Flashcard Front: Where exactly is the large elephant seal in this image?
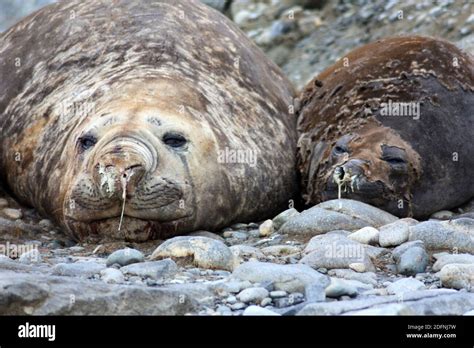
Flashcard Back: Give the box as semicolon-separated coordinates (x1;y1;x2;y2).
297;36;473;218
0;0;297;241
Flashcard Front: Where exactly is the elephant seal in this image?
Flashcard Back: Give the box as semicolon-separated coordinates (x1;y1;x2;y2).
0;0;297;241
297;36;473;218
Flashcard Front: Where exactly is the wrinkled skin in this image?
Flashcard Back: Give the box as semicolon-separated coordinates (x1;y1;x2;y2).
0;0;297;241
297;36;474;218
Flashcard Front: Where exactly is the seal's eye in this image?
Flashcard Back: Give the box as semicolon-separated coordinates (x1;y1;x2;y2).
78;135;97;151
163;133;187;148
333;145;347;155
385;157;406;165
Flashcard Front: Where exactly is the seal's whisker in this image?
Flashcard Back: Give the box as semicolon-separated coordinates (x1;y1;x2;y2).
118;174;128;231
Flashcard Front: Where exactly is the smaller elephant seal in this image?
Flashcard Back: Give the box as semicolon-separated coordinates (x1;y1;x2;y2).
297;36;474;218
0;0;297;241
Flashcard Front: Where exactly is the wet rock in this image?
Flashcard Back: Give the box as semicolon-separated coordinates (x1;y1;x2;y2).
379;218;418;247
100;268;125;284
432;253;474;272
151;236;235;271
18;248;42;264
272;208;300;230
386;278;425;295
408;219;474;253
259;219;274;237
243;305;280;316
348;226;379;245
237;287;269;304
232;261;329;293
299;234;375;271
316;199;398;227
52;261;106;278
121;259;178;280
106;248;144;267
438;263;474;290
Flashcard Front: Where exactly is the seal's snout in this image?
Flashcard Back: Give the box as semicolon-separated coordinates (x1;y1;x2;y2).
93;138;153;197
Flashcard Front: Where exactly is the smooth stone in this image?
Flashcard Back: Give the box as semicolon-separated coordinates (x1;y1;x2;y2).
0;198;8;208
2;208;22;220
0;270;203;315
304;283;326;302
260;245;300;256
121;259;178;280
315;199;398;227
232;261;329;293
259;219;274;237
18;249;42;264
279;206;370;237
300;234;375;272
392;240;425;262
52;261;106;278
433;253;474;272
327;269;378;286
230;245;265;263
237;287;269;304
274;293;305;308
188;231;225;243
230;302;247;310
349;263;366;273
224;295;237;304
272;208;300;230
243;305;280;316
397;247;429;276
269;290;287;298
439;263;474;290
100;268;124;284
379;218;417;247
386;278;425;295
151;236;235;271
325;278;359;298
298;290;474;315
431;210;454;220
106;248;145;267
260;297;272;307
348;227;379;245
223;231;248;240
409;219;474;253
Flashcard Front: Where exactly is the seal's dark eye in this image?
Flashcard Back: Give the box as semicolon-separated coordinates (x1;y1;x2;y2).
78;135;97;151
385;157;406;165
163;133;187;148
333;145;347;154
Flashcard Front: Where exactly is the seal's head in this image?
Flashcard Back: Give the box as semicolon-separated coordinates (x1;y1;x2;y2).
298;36;474;218
61;81;224;241
318;121;421;215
